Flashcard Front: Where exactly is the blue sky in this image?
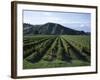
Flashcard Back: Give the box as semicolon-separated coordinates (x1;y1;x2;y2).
23;10;91;32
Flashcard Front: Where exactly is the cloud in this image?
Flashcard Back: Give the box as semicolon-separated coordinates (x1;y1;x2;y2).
43;12;53;16
80;24;86;27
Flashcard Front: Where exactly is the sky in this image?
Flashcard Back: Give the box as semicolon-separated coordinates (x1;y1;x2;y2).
23;10;91;32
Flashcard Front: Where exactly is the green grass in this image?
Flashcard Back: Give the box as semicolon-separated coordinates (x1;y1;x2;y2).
23;35;91;69
23;59;90;69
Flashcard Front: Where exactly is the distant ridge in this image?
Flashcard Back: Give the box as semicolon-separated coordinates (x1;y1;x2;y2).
23;22;89;35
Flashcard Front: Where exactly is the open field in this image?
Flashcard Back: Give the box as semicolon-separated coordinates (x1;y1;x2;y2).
23;35;91;69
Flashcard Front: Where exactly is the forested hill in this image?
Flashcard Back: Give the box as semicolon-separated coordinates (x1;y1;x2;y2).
23;22;89;35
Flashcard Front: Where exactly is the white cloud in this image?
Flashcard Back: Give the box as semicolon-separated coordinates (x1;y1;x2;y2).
43;12;53;16
80;24;85;27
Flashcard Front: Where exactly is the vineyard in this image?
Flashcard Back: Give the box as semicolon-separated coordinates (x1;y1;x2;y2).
23;35;91;69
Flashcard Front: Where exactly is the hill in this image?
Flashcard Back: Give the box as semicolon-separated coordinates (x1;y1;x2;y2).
23;22;88;35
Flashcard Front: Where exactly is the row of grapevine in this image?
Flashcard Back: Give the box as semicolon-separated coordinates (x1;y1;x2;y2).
62;35;90;56
42;37;59;61
24;37;52;50
23;35;90;67
23;38;50;58
62;37;89;62
25;37;56;63
23;36;55;43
